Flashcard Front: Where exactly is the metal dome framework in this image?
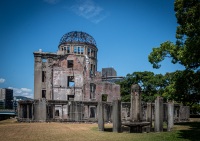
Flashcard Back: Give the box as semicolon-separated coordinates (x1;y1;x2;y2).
59;31;97;47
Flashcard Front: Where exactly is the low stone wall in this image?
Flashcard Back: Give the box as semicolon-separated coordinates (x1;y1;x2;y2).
17;99;190;123
121;102;190;122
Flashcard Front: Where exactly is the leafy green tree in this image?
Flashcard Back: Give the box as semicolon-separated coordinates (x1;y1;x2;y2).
116;73;137;102
148;0;200;70
148;0;200;107
117;71;169;102
133;71;160;102
171;70;200;106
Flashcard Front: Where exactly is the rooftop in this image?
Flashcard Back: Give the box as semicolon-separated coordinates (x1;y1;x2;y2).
59;31;97;47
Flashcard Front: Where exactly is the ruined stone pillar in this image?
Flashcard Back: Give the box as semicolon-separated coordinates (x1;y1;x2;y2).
104;105;108;122
52;104;55;120
32;103;34;120
185;106;190;121
146;103;152;128
167;102;174;131
61;105;63;120
97;102;104;131
34;56;42;99
46;57;53;100
34;99;47;121
69;101;75;121
17;104;21;119
112;100;121;133
75;102;81;122
84;105;89;119
130;84;142;122
20;105;23;118
154;96;163;132
27;105;29;119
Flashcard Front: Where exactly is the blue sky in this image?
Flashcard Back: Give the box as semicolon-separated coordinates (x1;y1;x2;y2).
0;0;184;98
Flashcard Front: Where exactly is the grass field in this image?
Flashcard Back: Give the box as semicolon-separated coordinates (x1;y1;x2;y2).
0;119;200;141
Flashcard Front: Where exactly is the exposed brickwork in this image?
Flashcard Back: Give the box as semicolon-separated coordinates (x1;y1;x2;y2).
18;31;121;122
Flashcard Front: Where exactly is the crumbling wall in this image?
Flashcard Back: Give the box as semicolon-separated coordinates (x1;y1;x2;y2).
52;55;85;101
32;51;121;122
95;82;120;102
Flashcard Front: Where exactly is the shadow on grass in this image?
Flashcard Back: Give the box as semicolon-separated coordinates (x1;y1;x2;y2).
104;127;113;132
176;122;200;141
104;126;153;133
103;126;130;132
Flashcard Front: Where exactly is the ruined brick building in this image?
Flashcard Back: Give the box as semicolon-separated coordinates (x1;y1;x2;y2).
17;31;190;124
18;31;120;121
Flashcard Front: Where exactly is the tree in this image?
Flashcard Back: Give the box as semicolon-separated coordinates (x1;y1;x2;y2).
148;0;200;107
117;71;168;102
116;73;137;102
148;0;200;70
171;70;200;106
133;71;165;102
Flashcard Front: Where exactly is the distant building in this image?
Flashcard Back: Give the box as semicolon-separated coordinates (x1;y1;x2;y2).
102;68;124;83
102;67;117;77
0;88;13;109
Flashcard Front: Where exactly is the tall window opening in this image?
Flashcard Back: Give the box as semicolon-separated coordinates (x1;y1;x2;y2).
91;49;94;57
42;71;46;82
87;48;91;56
78;46;80;54
42;90;46;98
90;107;96;118
55;110;59;116
81;47;84;54
67;46;70;53
74;46;77;53
68;60;73;68
90;64;94;77
90;83;96;99
68;76;74;87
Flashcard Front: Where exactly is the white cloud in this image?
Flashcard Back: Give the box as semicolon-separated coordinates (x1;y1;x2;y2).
8;87;33;98
44;0;60;4
71;0;109;24
0;78;5;83
21;88;32;93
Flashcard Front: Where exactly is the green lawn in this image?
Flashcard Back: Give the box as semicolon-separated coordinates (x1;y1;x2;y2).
0;118;200;141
